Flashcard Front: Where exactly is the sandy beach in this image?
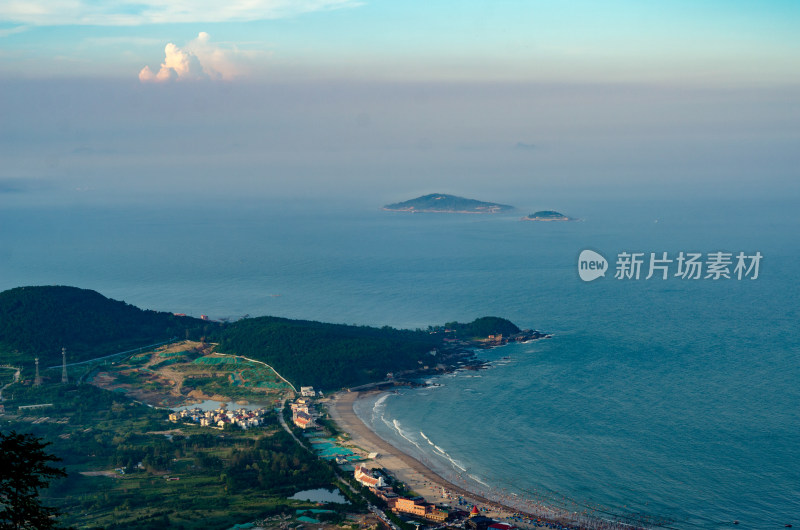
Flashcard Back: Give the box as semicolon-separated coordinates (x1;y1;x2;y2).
327;390;522;520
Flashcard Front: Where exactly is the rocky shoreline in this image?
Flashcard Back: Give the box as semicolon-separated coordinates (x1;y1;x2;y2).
346;329;551;392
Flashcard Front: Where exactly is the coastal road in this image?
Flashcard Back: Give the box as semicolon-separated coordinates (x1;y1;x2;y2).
277;398;309;451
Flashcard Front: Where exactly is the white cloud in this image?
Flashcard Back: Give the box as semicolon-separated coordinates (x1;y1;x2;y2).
0;0;362;26
139;32;252;83
0;25;29;37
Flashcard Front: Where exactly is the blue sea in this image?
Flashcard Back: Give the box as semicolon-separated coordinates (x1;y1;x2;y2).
1;196;798;528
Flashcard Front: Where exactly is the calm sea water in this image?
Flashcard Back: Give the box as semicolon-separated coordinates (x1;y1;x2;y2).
1;196;798;528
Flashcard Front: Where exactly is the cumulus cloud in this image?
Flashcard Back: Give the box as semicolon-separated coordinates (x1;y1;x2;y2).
0;0;362;26
139;32;246;83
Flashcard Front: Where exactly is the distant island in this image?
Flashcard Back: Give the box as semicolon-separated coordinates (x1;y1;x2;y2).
522;210;576;221
383;193;514;214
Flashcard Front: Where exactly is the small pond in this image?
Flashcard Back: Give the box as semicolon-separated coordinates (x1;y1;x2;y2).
289;488;348;504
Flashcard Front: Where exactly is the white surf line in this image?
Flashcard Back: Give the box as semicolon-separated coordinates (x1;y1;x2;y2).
211;352;298;393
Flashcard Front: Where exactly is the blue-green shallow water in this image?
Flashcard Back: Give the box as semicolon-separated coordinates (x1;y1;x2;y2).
1;197;798;528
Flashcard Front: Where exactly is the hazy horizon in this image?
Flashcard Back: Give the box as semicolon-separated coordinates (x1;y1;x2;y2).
2;1;799;209
2;78;798;209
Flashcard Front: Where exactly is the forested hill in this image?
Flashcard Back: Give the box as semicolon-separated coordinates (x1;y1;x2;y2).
215;317;441;390
0;286;527;391
437;316;521;338
0;286;211;366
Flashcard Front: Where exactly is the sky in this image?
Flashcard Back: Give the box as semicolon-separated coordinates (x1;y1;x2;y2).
1;1;799;206
2;1;800;84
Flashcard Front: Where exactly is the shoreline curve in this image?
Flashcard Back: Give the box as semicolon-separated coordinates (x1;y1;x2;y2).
327;390;570;524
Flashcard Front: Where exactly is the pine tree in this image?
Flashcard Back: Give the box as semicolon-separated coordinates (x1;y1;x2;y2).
0;431;67;530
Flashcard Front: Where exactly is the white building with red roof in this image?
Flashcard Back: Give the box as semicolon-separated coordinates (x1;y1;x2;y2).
354;466;386;489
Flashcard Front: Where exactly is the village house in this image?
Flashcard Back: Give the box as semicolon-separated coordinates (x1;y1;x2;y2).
291;397;311;413
291;396;319;429
293;411;313;429
169;406;268;430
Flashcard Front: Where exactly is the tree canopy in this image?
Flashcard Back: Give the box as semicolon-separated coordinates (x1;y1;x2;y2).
0;286;526;391
0;286;211;366
215;317;441;390
440;316;521;338
0;431;67;530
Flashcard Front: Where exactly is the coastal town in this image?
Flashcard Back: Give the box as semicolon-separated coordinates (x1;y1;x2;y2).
168;404;270;430
162;341;592;529
284;385;598;530
353;464;499;528
289;391;505;528
0;288;623;530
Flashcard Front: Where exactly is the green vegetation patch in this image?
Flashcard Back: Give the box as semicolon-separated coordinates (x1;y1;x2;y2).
158;350;188;358
0;285;524;398
127;355;151;364
0;286;213;368
149;357;184;371
1;381;347;529
193;356;241;367
435;316;521;338
216;317;442;390
0;366;19;386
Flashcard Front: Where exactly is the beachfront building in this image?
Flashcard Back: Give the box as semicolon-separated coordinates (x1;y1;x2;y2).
393;496;449;523
375;490;399;508
426;507;449;523
300;386;316;397
395;497;428;517
354;466;387;489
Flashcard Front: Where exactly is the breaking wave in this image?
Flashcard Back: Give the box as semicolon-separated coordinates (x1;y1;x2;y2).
419;431;467;473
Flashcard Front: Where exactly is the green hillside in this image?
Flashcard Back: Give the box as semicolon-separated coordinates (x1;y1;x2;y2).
0;286;526;391
215;316;441;390
0;286;210;366
437;316;521;338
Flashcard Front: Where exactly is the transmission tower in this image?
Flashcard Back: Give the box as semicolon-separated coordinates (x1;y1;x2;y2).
34;357;42;386
61;347;68;384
